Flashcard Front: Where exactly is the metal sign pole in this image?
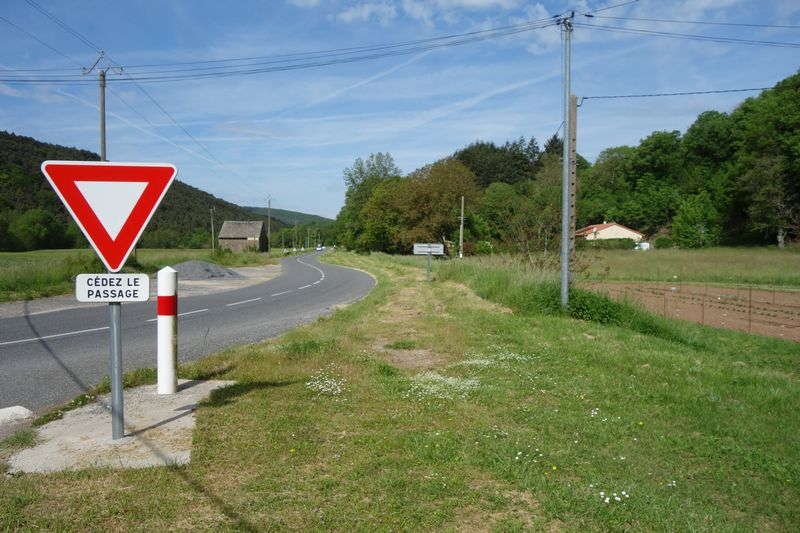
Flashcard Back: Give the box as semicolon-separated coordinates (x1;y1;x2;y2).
99;67;125;440
427;250;432;281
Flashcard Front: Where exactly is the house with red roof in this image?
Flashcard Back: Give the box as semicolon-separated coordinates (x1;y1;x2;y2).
575;221;644;243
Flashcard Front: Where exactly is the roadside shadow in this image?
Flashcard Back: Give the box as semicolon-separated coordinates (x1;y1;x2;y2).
126;404;196;437
22;300;94;401
203;379;302;408
17;303;264;531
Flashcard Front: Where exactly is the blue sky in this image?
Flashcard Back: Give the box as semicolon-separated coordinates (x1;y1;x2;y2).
1;0;798;218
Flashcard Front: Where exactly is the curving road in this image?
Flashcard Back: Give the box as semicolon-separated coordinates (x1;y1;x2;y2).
0;253;374;411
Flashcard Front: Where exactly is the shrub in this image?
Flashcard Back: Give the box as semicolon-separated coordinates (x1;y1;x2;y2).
577;238;636;250
654;236;674;249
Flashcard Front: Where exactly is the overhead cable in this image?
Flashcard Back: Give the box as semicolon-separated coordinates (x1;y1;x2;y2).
582;87;771;101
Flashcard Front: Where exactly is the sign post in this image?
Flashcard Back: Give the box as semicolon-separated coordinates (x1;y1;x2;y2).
413;243;445;281
41;161;176;439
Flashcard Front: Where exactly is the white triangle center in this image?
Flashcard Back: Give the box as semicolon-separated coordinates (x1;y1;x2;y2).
75;181;148;240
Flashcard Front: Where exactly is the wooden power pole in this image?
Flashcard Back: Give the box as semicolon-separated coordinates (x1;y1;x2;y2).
568;94;578;265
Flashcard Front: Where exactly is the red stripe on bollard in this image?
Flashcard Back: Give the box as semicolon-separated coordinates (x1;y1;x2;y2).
157;295;177;316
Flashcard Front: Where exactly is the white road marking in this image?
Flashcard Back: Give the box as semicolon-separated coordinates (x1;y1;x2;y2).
0;326;109;347
298;284;312;290
226;297;262;307
179;308;209;317
296;256;326;283
271;290;292;297
146;308;209;322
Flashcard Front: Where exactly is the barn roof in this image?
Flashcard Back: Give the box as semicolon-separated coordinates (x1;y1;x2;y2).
218;220;264;239
575;222;643;237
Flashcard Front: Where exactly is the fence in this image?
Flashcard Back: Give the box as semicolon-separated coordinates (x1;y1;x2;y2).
580;281;800;342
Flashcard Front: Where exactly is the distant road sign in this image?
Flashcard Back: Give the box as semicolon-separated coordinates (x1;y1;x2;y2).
413;243;444;255
41;161;177;272
76;273;150;302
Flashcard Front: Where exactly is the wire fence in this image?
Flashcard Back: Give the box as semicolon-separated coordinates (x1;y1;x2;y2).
580;281;800;342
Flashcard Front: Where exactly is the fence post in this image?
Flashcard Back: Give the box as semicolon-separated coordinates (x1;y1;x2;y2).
701;284;706;326
748;286;752;334
157;267;178;394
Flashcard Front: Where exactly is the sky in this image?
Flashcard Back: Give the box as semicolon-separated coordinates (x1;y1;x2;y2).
1;0;798;219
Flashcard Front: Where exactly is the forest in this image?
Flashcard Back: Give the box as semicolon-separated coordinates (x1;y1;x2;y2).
0;130;283;251
335;71;800;253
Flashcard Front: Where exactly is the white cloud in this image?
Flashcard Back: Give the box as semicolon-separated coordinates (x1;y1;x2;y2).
287;0;321;7
337;2;398;25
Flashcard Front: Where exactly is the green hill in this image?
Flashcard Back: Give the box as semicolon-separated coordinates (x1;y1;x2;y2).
244;206;333;226
0;130;283;251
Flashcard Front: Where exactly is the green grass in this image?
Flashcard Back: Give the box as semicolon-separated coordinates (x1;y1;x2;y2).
580;246;800;288
385;340;417;350
1;252;797;530
0;248;282;302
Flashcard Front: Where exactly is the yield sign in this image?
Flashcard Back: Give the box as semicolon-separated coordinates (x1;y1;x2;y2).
41;161;177;272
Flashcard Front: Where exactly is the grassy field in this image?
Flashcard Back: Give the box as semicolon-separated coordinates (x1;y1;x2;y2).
580;246;800;287
0;248;281;302
2;252;797;531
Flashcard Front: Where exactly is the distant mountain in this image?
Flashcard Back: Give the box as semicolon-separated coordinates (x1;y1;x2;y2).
244;207;333;226
0;130;283;250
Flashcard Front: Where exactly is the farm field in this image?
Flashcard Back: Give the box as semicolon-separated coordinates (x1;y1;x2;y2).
580;246;800;288
0;248;279;302
2;252;798;530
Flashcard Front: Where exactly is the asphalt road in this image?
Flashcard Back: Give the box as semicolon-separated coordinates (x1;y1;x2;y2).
0;253;374;412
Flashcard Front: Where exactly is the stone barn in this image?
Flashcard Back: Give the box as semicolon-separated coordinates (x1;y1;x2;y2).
218;221;267;252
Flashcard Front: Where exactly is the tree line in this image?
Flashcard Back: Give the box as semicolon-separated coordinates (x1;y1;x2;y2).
334;70;800;253
0;130;283;251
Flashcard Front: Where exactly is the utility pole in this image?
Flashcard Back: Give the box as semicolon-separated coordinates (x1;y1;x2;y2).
265;195;272;254
87;53;124;440
559;12;574;310
569;95;578;265
210;206;216;253
458;195;465;259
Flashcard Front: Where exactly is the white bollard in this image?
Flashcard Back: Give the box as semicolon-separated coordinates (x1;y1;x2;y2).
157;266;178;394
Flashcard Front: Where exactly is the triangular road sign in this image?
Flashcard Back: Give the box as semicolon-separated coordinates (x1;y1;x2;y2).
41;161;177;272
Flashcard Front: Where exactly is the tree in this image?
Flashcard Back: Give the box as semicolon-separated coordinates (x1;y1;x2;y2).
672;191;721;248
335;153;401;250
343;152;400;190
543;133;563;157
397;158;480;248
454;140;535;188
8;208;62;250
731;73;800;246
738;156;797;247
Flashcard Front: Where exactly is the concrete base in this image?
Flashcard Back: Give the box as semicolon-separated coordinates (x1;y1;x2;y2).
7;379;233;474
0;405;33;426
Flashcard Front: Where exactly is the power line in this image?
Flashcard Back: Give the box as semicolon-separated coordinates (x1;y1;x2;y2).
592;15;800;29
0;15;558;74
574;22;800;48
582;87;771;101
0;20;559;82
0;15;83;68
23;0;101;52
586;0;640;15
20;0;228;171
0;22;560;84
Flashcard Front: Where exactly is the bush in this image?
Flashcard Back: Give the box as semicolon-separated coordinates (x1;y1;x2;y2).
577;238;636;250
654;236;674;249
473;240;494;255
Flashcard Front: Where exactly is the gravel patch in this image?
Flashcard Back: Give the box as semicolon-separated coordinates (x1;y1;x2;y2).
171;260;243;280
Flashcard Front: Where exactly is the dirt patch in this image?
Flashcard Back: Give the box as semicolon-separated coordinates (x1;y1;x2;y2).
373;342;444;369
379;285;425;324
581;281;800;342
456;477;539;530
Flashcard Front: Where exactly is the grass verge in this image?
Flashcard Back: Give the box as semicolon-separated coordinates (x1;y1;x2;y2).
1;252;797;531
0;248;281;302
